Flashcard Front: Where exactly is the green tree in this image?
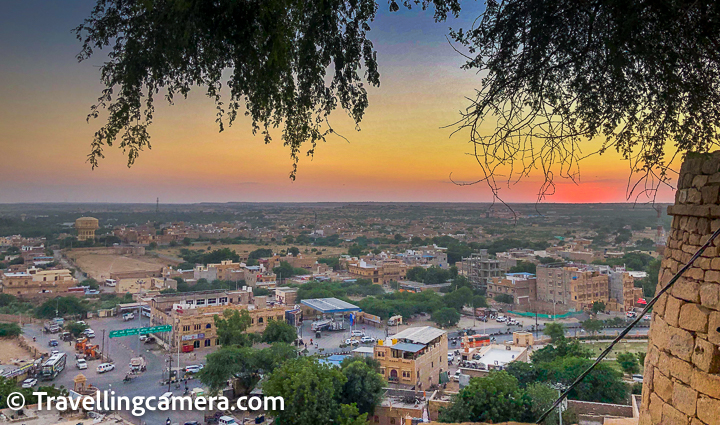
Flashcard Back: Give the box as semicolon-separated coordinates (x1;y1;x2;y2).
214;309;255;347
288;247;300;257
65;321;88;337
0;323;21;337
36;297;88;319
443;287;473;311
493;293;514;304
264;357;347;425
543;323;565;343
591;301;606;315
508;261;536;274
262;320;297;344
527;383;560;425
348;245;364;257
617;352;640;376
432;307;461;328
438;371;532;423
339;357;385;415
581;318;603;337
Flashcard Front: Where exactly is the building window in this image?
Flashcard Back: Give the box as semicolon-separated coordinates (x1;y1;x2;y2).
196;299;205;306
207;298;217;305
216;338;219;345
193;340;200;348
204;339;211;347
219;297;228;304
258;317;264;324
182;325;190;332
206;323;211;329
186;300;194;305
194;324;201;331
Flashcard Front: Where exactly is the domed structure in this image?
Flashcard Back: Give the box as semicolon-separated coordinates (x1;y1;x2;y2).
75;217;99;241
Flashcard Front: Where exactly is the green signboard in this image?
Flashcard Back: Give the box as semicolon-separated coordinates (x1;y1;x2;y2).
109;325;172;338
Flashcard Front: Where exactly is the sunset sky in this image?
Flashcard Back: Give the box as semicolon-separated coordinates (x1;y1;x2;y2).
0;1;677;204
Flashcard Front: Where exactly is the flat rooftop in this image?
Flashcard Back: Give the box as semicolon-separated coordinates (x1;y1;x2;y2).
476;346;524;366
300;297;361;313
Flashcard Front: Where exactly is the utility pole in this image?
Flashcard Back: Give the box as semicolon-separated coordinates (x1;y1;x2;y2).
167;355;172;392
101;329;106;362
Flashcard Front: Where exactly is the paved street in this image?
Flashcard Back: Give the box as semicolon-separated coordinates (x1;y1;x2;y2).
24;315;209;425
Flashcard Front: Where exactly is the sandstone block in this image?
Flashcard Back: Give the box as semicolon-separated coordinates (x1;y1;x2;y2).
679;303;709;332
685;267;705;281
706;270;720;284
687;188;703;204
703;185;720;205
674;278;702;303
653;368;674;402
693;175;710;187
700;283;720;310
697;396;720;425
709;311;720;345
669;326;695;361
702;157;720;174
649;392;664;424
665;295;685;327
655;293;669;316
692;337;720;373
691;367;720;398
673;382;698;416
662;401;690;424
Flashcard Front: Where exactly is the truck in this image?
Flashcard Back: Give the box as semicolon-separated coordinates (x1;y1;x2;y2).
44;322;60;333
130;357;146;372
40;352;67;380
388;315;403;326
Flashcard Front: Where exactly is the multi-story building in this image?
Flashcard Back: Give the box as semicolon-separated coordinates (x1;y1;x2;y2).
148;289;287;351
487;272;537;306
374;326;447;390
608;269;637;312
461;250;504;290
0;268;78;299
536;264;609;311
348;259;407;285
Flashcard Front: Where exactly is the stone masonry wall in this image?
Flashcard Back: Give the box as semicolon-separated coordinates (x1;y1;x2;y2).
639;152;720;425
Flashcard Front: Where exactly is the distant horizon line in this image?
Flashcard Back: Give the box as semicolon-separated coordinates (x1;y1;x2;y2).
0;201;670;206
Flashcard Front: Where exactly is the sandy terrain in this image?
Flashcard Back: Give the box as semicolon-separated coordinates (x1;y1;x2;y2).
69;253;171;281
0;338;36;364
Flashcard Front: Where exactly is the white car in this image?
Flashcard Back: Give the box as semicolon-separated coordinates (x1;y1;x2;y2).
344;339;360;346
496;316;507;322
452;370;461;382
185;364;204;374
84;329;96;338
96;363;115;373
447;353;454;362
51;349;60;356
632;374;644;383
77;358;88;370
21;378;37;388
76;321;87;326
350;330;365;337
360;336;376;343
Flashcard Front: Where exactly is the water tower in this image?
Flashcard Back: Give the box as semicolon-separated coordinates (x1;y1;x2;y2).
75;217;99;241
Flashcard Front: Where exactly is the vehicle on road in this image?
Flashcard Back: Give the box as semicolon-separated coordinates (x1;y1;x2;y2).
76;358;88;370
123;312;135;321
51;349;60;355
41;352;67;381
44;323;60;333
48;339;59;347
130;357;147;372
632;374;644;383
105;279;117;287
60;332;73;341
21;378;37;388
184;422;200;425
344;339;360;346
496;316;507;322
185;364;204;374
160;392;173;400
218;416;237;425
53;317;64;326
387;315;403;326
360;336;376;343
76;321;86;326
83;329;96;338
350;330;365;337
452;370;461;382
447;353;454;362
96;363;115;373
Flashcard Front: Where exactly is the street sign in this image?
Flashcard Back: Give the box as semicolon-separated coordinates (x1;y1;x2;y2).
109;325;172;338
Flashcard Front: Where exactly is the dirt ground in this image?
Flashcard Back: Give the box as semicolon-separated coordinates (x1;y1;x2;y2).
158;243;348;259
0;338;36;364
69;253;171;281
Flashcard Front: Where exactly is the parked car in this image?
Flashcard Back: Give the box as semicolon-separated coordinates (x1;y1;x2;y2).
447;353;454;362
97;363;115;373
496;316;507;322
452;370;461;382
360;336;376;343
350;330;365;337
185;364;204;374
344;339;360;346
76;321;87;326
123;312;135;321
77;358;88;370
51;349;60;355
84;329;96;338
48;339;59;347
21;378;37;388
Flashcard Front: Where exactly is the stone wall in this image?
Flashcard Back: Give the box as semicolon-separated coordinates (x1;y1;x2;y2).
639;152;720;425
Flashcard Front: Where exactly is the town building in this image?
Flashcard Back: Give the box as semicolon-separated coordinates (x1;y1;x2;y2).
348;259;407;285
148;289;287;351
0;268;78;299
608;269;637;312
374;326;447;390
461;250;504;290
487;272;537;306
274;287;298;306
536;264;609;311
75;217;99;241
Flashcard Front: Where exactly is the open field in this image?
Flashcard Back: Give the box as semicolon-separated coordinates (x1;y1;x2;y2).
68;252;171;281
158;243;349;259
581;340;649;357
0;338;36;364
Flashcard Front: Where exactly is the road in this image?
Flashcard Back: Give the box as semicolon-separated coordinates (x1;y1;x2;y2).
24;315;210;425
